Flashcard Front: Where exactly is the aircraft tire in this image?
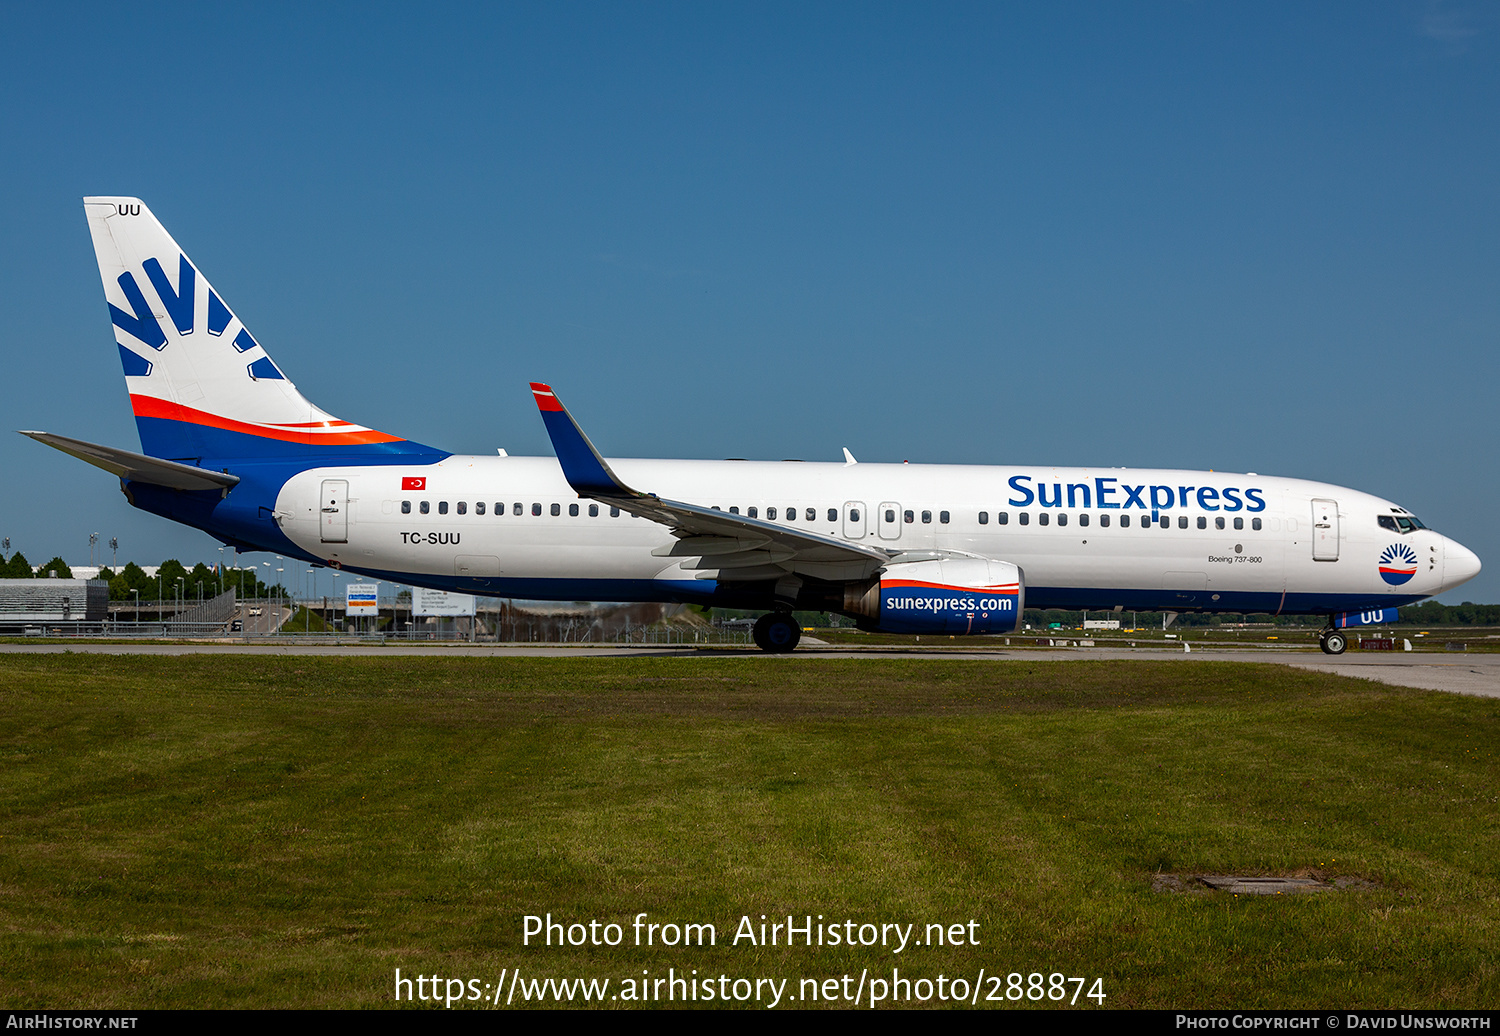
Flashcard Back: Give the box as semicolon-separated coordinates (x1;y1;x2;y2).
1319;630;1348;655
753;612;801;654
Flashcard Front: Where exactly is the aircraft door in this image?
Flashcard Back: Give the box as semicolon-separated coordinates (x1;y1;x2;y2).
843;501;867;539
321;479;349;543
1311;498;1338;561
878;501;902;541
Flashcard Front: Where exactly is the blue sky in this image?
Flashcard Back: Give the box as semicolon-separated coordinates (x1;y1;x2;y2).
1;2;1496;603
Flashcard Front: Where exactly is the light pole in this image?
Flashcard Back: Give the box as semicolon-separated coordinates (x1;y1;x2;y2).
130;588;138;625
110;538;118;572
89;532;98;568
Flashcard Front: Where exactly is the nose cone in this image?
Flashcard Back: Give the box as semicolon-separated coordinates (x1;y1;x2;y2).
1443;538;1482;593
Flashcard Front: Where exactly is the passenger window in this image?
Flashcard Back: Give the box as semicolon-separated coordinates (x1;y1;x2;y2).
849;508;859;522
457;501;467;515
1120;514;1129;527
476;502;485;515
1178;515;1187;529
551;503;561;517
1039;512;1050;526
610;507;620;517
420;501;430;515
979;511;989;525
729;506;739;514
921;510;932;524
748;507;758;518
1233;516;1243;530
1216;517;1225;530
1158;515;1168;529
589;504;599;517
940;511;950;524
1099;514;1109;527
1251;517;1262;531
1079;513;1089;527
786;506;797;521
1057;513;1067;527
1197;516;1206;529
569;503;579;517
438;501;449;515
806;508;816;521
904;510;914;524
532;503;541;516
1019;512;1029;526
768;507;778;520
885;509;895;523
998;512;1009;525
513;502;522;516
402;501;411;514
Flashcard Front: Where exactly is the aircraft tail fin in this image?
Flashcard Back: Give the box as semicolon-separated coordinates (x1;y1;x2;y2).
83;197;443;463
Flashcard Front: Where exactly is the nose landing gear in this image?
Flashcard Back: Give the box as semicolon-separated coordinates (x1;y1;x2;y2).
1318;627;1348;655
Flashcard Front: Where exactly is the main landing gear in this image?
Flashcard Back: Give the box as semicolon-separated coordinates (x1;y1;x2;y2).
1318;627;1348;655
753;611;801;654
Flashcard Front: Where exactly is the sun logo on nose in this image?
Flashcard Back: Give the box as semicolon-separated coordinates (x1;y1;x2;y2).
1378;543;1419;585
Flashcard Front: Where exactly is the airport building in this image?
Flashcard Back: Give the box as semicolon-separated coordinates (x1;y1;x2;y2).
0;579;110;632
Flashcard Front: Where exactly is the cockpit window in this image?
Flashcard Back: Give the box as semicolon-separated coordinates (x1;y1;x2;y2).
1381;514;1427;534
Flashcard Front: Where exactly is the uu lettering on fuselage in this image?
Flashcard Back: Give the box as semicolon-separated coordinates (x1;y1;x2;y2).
21;197;1482;654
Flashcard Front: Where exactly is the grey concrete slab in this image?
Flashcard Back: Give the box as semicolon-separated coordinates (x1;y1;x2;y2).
1;641;1496;697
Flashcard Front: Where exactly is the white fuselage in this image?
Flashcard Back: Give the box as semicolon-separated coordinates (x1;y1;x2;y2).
272;456;1479;614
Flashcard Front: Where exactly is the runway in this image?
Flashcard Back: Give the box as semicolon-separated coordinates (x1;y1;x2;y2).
3;640;1496;698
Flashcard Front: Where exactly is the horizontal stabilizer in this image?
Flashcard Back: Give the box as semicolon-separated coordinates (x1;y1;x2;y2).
20;431;240;491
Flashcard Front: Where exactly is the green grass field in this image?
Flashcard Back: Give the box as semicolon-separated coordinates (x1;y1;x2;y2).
1;655;1495;1009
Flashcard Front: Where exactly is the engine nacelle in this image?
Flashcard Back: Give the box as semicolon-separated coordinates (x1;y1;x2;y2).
843;557;1025;635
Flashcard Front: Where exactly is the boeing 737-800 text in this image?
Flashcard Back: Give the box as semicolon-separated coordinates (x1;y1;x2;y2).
24;198;1482;653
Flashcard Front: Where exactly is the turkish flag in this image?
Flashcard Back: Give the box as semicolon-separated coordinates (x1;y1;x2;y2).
402;477;426;491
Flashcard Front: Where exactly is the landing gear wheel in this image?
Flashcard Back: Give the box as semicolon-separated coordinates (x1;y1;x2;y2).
753;612;801;654
1319;630;1348;655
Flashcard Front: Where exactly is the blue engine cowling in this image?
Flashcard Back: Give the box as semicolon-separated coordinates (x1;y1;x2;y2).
843;557;1025;635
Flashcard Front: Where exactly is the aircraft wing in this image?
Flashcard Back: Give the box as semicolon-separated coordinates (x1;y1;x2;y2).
20;431;241;492
529;383;889;582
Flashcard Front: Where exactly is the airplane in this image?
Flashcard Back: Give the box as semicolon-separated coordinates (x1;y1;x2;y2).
23;197;1482;654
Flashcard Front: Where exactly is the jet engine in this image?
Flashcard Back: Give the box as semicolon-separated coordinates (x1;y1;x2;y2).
842;557;1024;635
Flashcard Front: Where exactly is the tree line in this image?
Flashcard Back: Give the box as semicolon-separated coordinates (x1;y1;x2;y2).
0;552;287;601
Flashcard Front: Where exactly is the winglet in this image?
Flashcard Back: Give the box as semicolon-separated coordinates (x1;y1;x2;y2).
529;383;638;498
